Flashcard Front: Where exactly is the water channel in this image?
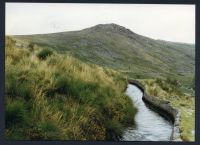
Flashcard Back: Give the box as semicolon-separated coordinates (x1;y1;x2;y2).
122;84;173;141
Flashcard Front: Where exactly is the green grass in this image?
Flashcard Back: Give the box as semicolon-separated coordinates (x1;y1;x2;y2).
6;23;195;141
139;78;195;141
6;98;28;128
5;36;137;140
12;23;195;90
37;48;53;60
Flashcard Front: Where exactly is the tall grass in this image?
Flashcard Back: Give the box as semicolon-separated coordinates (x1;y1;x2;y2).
5;36;137;140
6;98;28;127
140;78;195;141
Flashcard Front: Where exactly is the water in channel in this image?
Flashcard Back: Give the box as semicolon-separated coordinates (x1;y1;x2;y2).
122;84;173;141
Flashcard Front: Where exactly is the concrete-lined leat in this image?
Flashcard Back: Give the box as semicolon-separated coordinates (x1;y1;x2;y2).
127;79;182;141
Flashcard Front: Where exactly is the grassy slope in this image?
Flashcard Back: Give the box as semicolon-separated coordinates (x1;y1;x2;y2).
5;36;137;140
9;24;195;141
12;23;195;94
139;78;195;141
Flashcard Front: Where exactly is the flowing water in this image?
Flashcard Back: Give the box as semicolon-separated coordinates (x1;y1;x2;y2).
122;84;173;141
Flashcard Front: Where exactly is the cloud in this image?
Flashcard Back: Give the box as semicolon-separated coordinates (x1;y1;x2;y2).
6;3;195;43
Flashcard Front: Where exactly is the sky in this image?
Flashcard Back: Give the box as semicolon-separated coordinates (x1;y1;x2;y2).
6;3;195;44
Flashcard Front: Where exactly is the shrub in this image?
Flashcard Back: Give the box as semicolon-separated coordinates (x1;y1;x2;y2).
37;49;53;60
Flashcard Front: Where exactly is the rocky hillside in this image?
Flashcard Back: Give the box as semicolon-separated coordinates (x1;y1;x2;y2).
12;23;195;93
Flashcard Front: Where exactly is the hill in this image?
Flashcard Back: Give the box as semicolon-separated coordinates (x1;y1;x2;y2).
6;23;195;141
12;23;195;94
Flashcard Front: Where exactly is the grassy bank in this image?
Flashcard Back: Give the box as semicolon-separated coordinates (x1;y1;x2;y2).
139;78;195;141
5;36;137;140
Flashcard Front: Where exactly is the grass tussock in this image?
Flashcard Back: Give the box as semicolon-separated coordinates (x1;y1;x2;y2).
139;78;195;141
6;98;28;128
37;48;53;60
5;36;137;140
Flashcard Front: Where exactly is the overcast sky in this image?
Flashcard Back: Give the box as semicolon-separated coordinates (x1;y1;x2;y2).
6;3;195;44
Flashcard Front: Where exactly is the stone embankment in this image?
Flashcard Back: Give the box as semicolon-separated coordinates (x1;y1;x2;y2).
128;79;182;141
